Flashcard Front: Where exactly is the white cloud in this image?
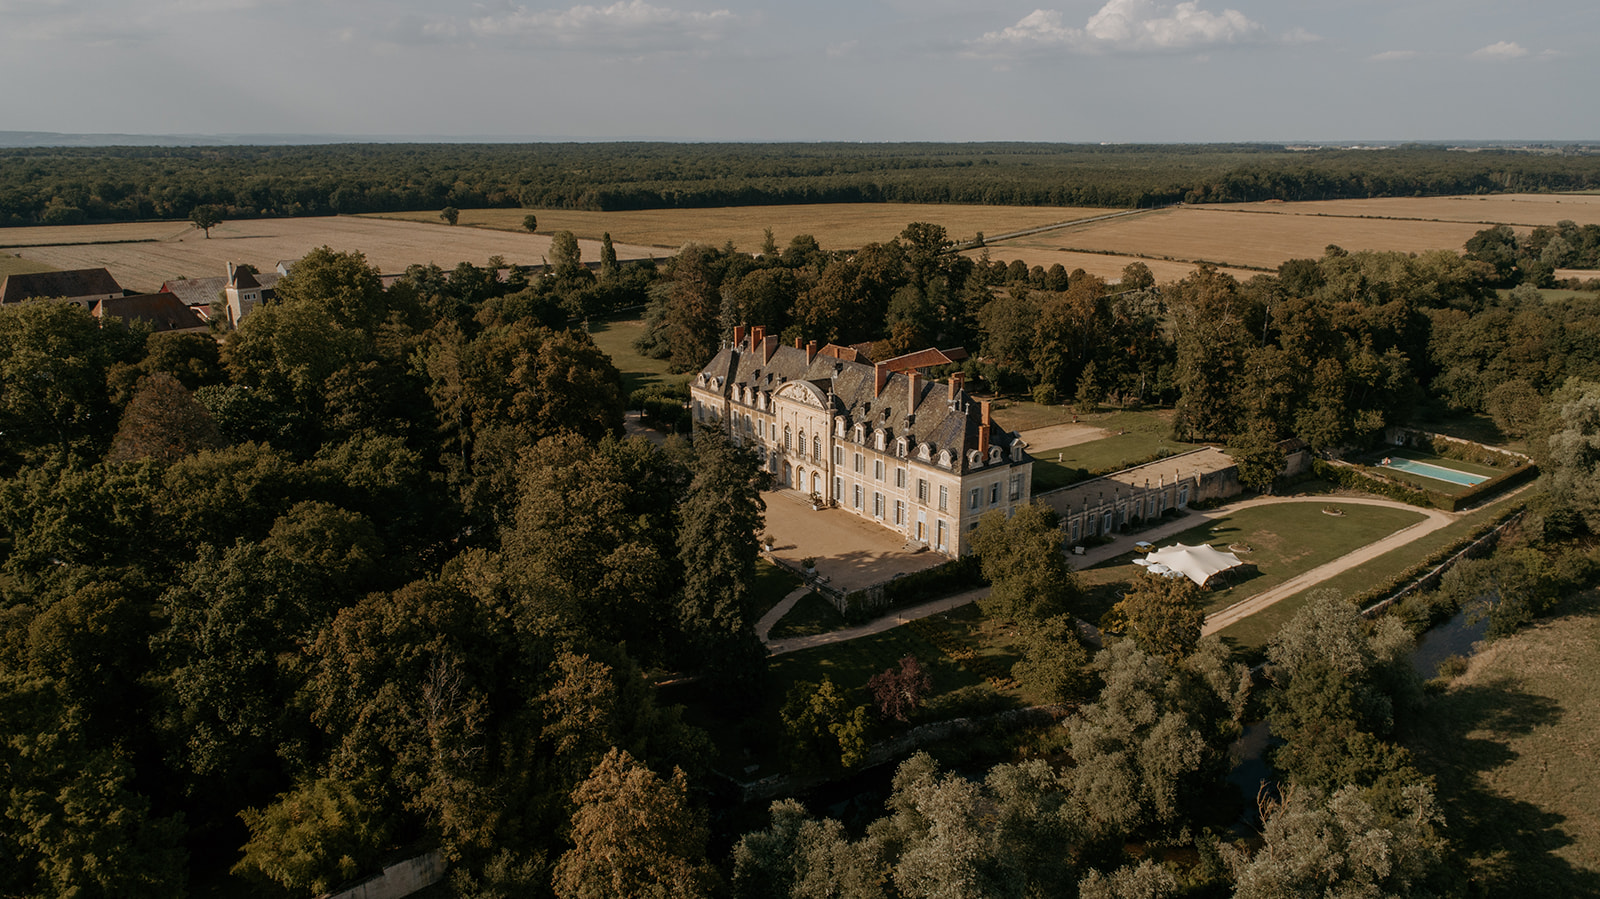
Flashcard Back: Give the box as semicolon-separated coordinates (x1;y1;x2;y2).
1472;41;1528;60
967;0;1291;57
1370;49;1418;62
464;0;736;49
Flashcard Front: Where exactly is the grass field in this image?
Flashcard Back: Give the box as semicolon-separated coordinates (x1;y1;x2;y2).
0;216;660;294
1212;495;1522;649
1032;432;1201;492
749;559;803;624
1077;501;1429;621
768;591;846;641
586;315;685;396
367;204;1111;254
1406;589;1600;895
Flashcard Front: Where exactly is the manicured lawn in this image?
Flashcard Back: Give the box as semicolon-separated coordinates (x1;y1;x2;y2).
1216;497;1524;649
586;315;686;396
987;398;1083;432
768;590;844;640
1405;590;1600;895
749;559;803;623
1032;433;1200;491
1079;501;1428;620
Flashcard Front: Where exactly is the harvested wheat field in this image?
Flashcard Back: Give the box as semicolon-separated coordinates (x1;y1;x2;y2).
1230;193;1600;228
985;205;1489;273
0;217;660;294
366;204;1113;253
956;245;1253;284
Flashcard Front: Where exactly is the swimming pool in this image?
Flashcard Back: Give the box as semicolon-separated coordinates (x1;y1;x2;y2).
1380;457;1490;486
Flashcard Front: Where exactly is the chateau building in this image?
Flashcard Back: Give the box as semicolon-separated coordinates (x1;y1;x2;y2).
692;326;1033;557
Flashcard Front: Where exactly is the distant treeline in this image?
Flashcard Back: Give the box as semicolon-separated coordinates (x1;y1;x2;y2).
5;142;1600;227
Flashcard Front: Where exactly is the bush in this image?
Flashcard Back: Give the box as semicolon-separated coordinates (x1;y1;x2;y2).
1032;383;1059;406
882;555;984;609
1312;459;1433;507
628;384;691;432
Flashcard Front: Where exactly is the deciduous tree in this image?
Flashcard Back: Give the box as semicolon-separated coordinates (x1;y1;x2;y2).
552;748;721;899
970;504;1079;623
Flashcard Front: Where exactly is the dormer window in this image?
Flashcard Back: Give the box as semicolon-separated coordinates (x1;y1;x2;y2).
854;424;865;444
937;450;952;468
896;438;908;458
874;430;887;451
990;446;1003;464
918;443;932;461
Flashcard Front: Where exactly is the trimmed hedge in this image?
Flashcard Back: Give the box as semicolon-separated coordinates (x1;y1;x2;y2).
1349;507;1524;613
1433;462;1539;512
1312;460;1434;507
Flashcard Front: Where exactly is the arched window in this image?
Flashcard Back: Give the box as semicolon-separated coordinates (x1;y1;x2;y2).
798;431;807;456
874;430;886;451
784;426;792;451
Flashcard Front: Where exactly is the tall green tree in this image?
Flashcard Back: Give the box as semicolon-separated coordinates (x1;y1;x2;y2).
676;427;766;677
970;504;1079;623
190;204;223;237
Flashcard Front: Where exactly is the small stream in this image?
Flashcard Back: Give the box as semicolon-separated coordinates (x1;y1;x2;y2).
1409;607;1488;678
1225;605;1490;824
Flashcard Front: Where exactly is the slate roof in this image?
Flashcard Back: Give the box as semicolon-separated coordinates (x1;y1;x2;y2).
0;268;122;304
160;271;280;307
93;294;207;331
701;337;1024;470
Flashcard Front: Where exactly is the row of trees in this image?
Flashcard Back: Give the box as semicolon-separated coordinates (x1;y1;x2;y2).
7;142;1600;226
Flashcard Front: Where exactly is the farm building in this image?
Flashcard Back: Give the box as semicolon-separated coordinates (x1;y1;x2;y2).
692;326;1031;557
0;267;123;307
92;293;207;332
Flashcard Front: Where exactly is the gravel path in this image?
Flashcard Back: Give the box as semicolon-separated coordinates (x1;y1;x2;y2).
759;494;1465;654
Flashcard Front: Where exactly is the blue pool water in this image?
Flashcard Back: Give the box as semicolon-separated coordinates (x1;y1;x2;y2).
1381;457;1490;486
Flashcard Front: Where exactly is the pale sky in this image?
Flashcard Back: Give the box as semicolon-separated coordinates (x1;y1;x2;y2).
1;0;1592;141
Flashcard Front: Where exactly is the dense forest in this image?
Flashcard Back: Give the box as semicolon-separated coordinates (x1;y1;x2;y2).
3;219;1600;896
6;142;1600;227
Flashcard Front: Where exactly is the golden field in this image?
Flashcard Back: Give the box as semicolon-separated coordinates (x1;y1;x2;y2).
0;217;660;294
980;205;1491;273
7;193;1600;293
365;204;1113;254
1230;193;1600;227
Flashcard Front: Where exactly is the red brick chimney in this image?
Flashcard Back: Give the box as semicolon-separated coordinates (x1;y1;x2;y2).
763;335;778;362
949;372;964;404
794;336;802;349
751;325;765;348
908;371;921;414
734;325;746;347
806;340;817;363
875;362;889;397
978;400;991;454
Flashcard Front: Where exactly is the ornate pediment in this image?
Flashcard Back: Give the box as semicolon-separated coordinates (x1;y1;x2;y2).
774;380;829;408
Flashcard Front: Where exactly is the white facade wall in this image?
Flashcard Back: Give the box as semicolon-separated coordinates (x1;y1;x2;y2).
690;378;1030;557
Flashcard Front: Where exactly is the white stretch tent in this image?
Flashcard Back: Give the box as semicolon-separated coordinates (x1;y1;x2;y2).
1145;543;1242;587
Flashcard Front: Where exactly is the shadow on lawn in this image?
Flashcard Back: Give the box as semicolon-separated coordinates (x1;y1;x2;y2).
1407;675;1600;897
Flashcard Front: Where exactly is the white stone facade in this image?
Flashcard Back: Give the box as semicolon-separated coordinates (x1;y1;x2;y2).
692;328;1032;557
